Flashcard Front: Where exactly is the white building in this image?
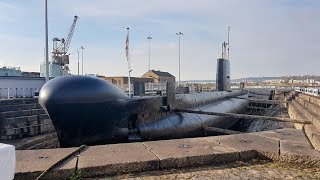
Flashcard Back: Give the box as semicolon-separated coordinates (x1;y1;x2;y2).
0;66;22;76
263;79;285;84
40;62;69;78
307;79;316;84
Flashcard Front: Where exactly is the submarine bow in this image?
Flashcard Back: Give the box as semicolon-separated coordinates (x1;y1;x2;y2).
39;75;129;147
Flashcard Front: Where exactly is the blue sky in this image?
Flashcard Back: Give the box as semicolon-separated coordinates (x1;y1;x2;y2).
0;0;319;80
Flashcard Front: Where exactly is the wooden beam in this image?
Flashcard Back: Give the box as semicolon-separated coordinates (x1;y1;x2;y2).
203;126;243;135
247;106;286;110
249;99;290;104
174;109;312;124
228;96;290;104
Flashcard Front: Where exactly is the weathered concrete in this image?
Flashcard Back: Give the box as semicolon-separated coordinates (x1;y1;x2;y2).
253;128;310;145
288;102;307;129
0;98;57;150
59;143;159;178
15;147;77;179
288;93;320;151
219;133;279;153
14;128;320;179
116;160;320;179
1;132;58;150
212;133;279;161
304;124;320;151
143;137;239;169
279;140;320;167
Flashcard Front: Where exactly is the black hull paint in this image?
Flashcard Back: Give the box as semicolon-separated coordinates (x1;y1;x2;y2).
44;101;127;147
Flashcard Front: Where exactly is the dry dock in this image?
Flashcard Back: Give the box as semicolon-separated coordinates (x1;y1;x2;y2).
4;90;320;179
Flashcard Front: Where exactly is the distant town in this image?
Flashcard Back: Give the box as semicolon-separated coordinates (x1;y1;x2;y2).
1;65;319;99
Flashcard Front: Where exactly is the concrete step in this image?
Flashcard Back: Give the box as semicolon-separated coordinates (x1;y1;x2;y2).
303;124;320;151
296;96;320;117
0;119;54;136
0;132;59;150
0;98;38;106
25;137;60;150
0;108;45;118
297;93;311;102
0;115;54;140
288;101;308;120
1;114;50;126
293;99;320;132
38;114;49;120
299;93;320;107
1;115;39;128
0;103;42;112
288;102;308;129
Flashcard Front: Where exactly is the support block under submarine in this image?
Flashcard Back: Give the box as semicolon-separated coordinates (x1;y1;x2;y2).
39;59;248;147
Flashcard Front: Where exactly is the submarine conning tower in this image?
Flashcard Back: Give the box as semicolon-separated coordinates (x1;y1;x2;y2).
216;58;231;91
216;27;232;92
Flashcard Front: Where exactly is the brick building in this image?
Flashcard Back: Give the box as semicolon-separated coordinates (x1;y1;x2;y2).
102;76;154;86
141;70;175;84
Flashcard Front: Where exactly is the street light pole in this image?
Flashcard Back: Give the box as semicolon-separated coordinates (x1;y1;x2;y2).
176;32;183;87
147;36;152;71
80;46;85;75
45;0;49;82
77;49;79;75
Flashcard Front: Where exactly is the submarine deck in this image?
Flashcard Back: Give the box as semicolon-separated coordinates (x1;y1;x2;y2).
15;128;320;179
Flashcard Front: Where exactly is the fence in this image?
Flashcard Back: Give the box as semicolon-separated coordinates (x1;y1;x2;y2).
0;88;40;99
145;83;166;92
116;83;167;95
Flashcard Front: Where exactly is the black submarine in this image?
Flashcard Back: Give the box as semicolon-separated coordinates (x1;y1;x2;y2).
39;58;249;147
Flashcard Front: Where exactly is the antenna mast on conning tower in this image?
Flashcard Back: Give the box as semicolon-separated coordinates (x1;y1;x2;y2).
221;26;230;60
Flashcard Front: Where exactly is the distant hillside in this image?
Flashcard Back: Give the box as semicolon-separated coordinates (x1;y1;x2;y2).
182;77;279;83
280;75;320;81
183;75;320;83
231;77;279;83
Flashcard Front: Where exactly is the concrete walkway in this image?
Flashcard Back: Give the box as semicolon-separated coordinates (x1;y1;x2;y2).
15;128;320;179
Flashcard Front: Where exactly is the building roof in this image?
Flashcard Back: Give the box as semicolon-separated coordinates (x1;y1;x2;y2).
150;70;175;78
102;76;153;79
22;72;40;75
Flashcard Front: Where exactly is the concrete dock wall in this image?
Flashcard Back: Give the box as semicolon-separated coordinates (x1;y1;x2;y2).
14;128;320;179
288;92;320;151
0;98;59;150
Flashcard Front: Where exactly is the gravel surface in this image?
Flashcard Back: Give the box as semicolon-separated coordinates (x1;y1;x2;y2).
106;159;320;180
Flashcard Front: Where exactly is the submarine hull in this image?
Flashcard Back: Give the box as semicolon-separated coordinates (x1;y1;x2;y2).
44;101;126;147
39;76;249;147
138;96;248;140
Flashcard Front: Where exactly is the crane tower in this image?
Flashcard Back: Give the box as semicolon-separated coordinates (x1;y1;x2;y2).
52;15;79;67
40;15;79;78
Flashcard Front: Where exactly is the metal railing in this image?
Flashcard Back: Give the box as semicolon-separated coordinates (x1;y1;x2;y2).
0;87;40;99
145;83;166;92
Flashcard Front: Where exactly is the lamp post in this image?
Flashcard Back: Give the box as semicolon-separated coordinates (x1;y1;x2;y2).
176;32;183;87
80;46;85;75
77;49;79;75
45;0;49;82
147;36;152;71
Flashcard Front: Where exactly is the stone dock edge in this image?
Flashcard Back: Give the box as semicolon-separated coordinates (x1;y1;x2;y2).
15;128;320;179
